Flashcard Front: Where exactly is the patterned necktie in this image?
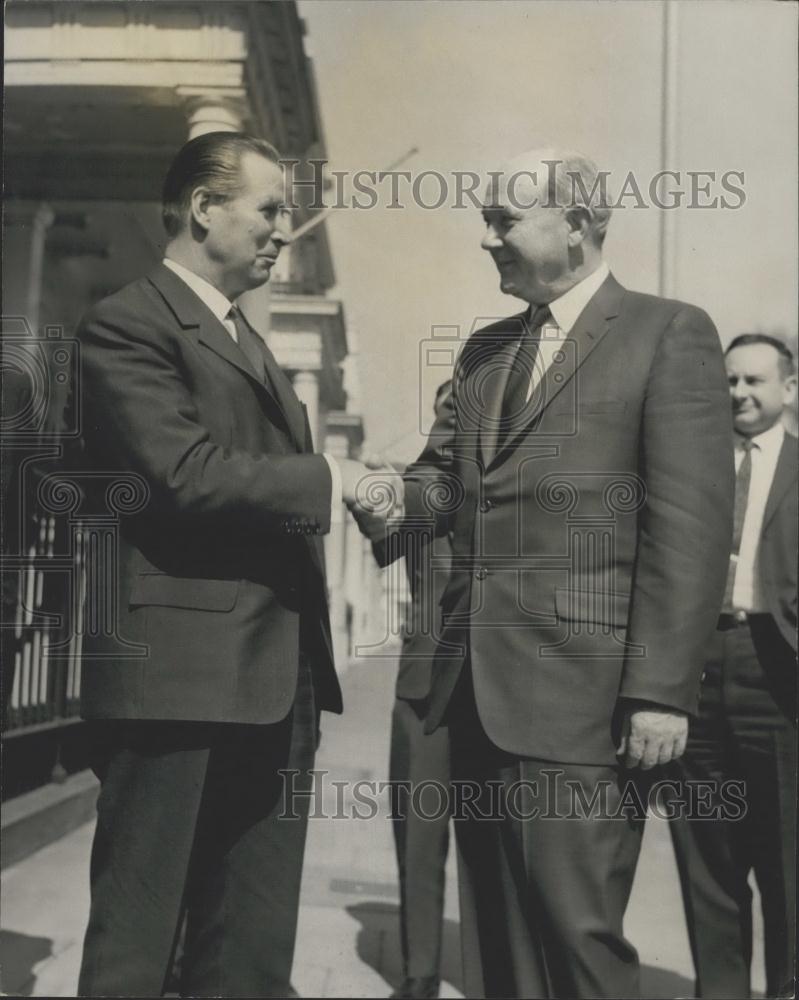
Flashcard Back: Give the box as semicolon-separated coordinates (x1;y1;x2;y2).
498;304;552;446
721;437;755;610
228;306;265;382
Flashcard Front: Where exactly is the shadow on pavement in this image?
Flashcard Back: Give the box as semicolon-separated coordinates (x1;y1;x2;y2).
0;928;53;996
347;901;462;996
346;909;698;1000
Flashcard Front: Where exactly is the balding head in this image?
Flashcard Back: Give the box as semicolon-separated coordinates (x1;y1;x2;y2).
481;147;610;304
486;148;612;246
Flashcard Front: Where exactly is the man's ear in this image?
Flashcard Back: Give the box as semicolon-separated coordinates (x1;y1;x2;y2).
782;373;798;408
189;186;214;233
564;206;592;247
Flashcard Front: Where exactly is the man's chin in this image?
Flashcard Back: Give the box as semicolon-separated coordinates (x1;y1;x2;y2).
499;276;530;302
248;263;275;287
733;416;761;436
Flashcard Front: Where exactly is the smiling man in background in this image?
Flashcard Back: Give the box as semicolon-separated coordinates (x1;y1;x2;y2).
670;334;797;1000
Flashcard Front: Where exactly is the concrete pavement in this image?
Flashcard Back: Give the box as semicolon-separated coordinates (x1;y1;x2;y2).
1;649;765;997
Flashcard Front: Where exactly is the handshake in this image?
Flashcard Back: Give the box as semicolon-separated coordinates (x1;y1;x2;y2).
338;453;405;539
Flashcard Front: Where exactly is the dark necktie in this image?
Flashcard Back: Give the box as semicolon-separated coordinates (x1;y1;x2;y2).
721;437;755;610
228;306;265;382
498;304;552;446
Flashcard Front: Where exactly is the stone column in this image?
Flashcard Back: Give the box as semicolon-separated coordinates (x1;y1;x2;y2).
183;95;243;139
291;370;320;448
2;202;55;333
323;430;350;671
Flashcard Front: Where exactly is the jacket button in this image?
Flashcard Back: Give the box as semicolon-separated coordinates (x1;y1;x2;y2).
475;567;488;581
480;499;493;513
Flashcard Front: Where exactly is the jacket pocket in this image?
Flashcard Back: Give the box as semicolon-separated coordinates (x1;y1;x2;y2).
555;587;630;627
129;574;239;612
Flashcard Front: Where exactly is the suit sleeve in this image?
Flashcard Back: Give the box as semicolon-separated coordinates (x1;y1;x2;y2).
619;306;735;714
370;376;460;568
78;300;333;534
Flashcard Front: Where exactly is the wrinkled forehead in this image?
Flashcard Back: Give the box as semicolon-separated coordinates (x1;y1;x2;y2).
725;344;786;378
238;151;285;193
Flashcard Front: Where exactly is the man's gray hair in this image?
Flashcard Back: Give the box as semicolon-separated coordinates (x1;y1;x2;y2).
544;152;613;245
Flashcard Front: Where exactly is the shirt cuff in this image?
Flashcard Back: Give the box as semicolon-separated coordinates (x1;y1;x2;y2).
323;453;343;515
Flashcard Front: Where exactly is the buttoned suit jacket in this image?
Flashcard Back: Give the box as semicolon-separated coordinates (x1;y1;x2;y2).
398;273;735;765
75;263;342;725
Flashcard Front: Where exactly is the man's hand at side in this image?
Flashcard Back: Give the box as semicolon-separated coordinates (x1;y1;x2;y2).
617;700;688;769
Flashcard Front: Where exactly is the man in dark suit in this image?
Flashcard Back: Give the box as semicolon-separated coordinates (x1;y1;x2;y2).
75;132;372;997
670;334;797;999
389;381;454;1000
357;148;735;998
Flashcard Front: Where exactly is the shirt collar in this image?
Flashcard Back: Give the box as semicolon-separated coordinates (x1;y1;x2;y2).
735;420;785;456
163;258;233;324
547;262;610;334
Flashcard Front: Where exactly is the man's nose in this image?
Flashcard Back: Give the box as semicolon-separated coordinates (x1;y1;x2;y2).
271;220;292;247
730;381;748;400
481;226;502;251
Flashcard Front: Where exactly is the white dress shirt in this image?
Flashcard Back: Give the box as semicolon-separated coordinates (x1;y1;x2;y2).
162;258;342;509
732;421;785;612
525;261;611;400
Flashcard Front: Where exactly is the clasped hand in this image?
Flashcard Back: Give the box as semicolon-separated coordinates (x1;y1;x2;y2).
339;454;405;538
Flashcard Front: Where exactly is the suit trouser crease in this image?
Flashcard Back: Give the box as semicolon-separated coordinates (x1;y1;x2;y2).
390;695;452;979
450;674;648;1000
670;619;797;999
78;657;316;998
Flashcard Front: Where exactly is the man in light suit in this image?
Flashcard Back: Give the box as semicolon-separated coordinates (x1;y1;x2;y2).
358;148;735;998
75;132;372;997
670;334;797;999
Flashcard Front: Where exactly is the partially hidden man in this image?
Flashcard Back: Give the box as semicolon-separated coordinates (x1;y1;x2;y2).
75;133;371;997
362;149;736;999
388;381;455;1000
670;333;797;999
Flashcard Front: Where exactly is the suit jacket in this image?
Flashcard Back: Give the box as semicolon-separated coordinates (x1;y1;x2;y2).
399;273;735;765
75;263;342;724
396;531;453;701
759;433;798;652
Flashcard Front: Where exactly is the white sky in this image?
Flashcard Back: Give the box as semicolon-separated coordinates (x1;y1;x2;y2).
299;0;798;460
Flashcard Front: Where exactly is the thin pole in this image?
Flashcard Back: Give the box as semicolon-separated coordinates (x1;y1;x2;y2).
659;0;679;298
290;146;419;241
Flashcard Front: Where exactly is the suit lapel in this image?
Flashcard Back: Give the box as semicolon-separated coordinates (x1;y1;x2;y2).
147;264;306;452
249;323;308;452
762;436;797;529
489;274;625;466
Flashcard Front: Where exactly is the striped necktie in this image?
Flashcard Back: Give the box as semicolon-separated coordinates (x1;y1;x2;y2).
498;304;552;446
228;306;265;382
